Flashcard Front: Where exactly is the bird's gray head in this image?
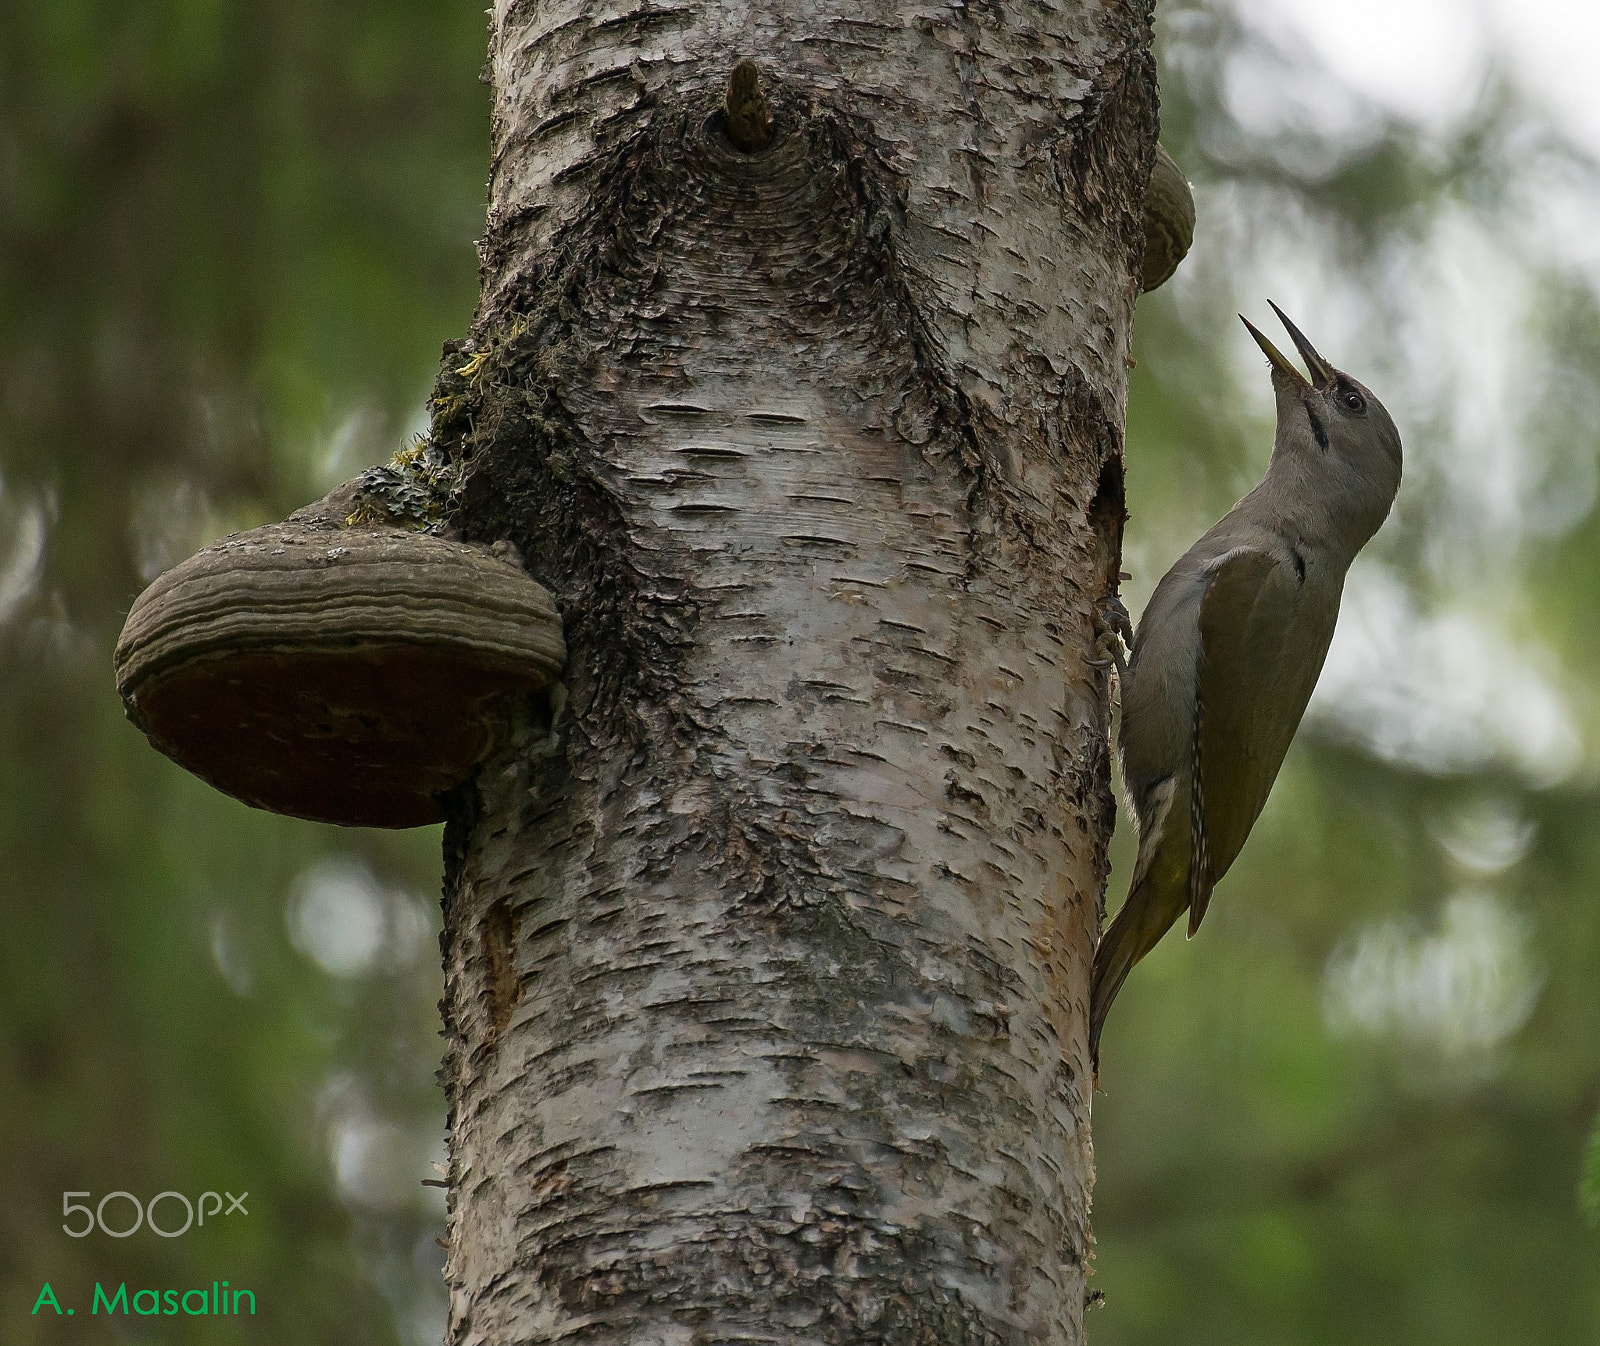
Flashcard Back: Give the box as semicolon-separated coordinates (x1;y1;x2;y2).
1241;303;1402;549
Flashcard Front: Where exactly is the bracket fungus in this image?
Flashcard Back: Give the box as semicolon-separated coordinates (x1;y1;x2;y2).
114;480;566;828
1140;143;1196;293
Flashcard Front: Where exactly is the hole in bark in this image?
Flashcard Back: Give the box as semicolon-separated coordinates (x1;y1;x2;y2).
1088;449;1126;569
481;897;521;1038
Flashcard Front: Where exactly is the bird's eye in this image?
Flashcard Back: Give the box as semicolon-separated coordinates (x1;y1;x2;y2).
1341;388;1367;414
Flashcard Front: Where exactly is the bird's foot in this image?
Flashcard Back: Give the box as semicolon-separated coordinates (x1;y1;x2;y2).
1089;592;1132;686
1100;592;1133;646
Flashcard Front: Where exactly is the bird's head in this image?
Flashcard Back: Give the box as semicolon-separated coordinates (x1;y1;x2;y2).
1241;305;1403;520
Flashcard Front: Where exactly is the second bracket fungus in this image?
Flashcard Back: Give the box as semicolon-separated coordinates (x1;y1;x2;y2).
1141;144;1196;293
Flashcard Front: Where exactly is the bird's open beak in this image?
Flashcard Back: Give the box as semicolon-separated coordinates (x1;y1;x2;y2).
1240;305;1336;392
1240;314;1305;388
1272;303;1335;390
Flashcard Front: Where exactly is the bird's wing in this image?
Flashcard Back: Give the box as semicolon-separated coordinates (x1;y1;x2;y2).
1187;544;1309;935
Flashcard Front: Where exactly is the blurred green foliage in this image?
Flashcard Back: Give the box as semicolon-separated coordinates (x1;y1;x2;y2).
2;2;1599;1343
0;1;487;1340
1096;4;1600;1341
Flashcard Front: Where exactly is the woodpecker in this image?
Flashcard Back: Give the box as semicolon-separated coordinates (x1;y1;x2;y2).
1091;305;1402;1062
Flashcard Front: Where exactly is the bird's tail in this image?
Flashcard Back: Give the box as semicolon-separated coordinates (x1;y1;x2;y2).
1089;776;1178;1067
1089;899;1142;1065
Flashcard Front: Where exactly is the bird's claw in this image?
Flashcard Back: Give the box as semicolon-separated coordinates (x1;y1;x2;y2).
1098;593;1133;647
1092;592;1132;685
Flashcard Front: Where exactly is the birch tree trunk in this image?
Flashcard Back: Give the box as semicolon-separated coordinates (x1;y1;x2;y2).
433;4;1156;1342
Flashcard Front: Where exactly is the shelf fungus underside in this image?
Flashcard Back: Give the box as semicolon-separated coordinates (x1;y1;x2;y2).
115;516;566;828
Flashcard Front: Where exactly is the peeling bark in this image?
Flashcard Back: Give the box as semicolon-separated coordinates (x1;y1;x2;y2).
435;3;1155;1342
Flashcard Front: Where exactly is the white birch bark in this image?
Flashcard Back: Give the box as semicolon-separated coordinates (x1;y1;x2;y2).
433;3;1156;1342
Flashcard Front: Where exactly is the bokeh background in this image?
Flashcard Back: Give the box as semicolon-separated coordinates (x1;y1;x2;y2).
2;1;1598;1342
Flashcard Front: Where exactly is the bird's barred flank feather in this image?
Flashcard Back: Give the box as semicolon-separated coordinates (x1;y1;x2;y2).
1187;683;1213;937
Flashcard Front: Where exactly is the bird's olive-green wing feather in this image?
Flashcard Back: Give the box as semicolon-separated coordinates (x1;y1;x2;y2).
1187;546;1308;934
